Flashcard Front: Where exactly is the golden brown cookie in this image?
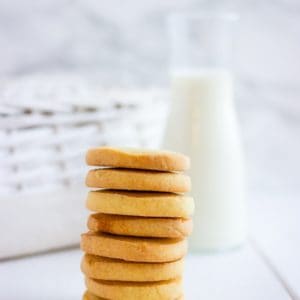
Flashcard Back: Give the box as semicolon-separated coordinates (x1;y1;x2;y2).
83;291;106;300
86;147;190;172
81;232;187;263
85;277;183;300
88;213;193;238
85;168;191;193
86;190;194;218
81;254;184;282
83;290;184;300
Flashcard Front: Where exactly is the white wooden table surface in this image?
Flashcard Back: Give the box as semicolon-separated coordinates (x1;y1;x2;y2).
0;196;299;300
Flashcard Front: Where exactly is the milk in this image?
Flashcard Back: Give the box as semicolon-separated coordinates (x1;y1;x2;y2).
163;69;247;252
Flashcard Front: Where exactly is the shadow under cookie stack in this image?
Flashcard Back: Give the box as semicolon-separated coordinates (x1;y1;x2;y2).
81;147;194;300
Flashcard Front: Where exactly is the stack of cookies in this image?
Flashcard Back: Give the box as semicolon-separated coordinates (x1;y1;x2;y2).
81;147;194;300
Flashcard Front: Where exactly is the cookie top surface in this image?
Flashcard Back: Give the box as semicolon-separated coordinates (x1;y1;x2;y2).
86;146;190;172
85;277;183;300
86;190;194;218
81;253;184;281
83;290;184;300
87;213;193;238
86;168;191;193
81;232;187;262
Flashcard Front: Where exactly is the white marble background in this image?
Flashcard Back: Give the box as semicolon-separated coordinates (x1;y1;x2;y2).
0;0;299;201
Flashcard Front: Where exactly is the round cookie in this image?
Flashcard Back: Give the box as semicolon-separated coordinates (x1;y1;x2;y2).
81;254;184;282
81;232;187;262
83;291;106;300
85;277;183;300
86;190;194;218
88;213;193;238
83;291;184;300
85;168;191;193
86;147;190;172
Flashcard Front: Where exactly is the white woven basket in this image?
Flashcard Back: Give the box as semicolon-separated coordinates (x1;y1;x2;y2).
0;74;168;259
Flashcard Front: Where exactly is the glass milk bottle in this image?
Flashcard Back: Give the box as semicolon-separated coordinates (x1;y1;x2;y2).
164;13;246;252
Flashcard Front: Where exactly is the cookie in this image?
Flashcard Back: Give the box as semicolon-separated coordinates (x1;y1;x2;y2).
83;291;106;300
86;190;194;218
86;147;190;172
85;277;182;300
83;291;184;300
81;232;187;262
85;169;191;193
88;213;193;238
81;254;184;282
